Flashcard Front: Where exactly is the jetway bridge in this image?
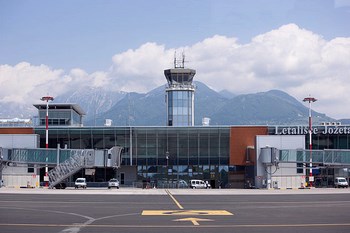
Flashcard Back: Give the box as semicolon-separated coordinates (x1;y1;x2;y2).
0;147;123;188
279;149;350;167
1;148;350;188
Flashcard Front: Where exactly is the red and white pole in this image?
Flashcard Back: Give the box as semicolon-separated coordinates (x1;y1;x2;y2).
41;96;54;187
45;101;49;149
303;96;317;188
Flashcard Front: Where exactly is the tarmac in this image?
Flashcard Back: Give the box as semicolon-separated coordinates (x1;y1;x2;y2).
1;186;350;195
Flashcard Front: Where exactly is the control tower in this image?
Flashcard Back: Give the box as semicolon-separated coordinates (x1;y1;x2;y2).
164;54;196;126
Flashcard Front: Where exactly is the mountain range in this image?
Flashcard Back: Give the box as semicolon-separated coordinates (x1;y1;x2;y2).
0;81;341;126
57;81;336;126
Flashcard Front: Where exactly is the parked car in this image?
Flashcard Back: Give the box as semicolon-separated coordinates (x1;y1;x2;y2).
177;179;189;188
189;179;211;189
75;178;87;189
334;177;349;188
54;182;67;189
108;178;120;189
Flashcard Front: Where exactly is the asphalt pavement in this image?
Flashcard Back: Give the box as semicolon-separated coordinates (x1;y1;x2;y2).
0;187;350;233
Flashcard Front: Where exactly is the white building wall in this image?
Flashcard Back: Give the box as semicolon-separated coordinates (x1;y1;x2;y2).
0;134;39;148
255;135;305;189
2;166;39;188
0;134;40;187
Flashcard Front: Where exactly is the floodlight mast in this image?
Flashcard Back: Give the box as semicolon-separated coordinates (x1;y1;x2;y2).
41;96;54;148
303;96;317;188
41;96;54;187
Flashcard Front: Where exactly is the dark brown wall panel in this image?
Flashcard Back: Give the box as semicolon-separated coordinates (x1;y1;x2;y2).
230;126;268;166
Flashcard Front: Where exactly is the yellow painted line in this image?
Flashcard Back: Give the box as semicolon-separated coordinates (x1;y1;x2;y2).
141;210;233;216
165;189;184;209
174;217;213;226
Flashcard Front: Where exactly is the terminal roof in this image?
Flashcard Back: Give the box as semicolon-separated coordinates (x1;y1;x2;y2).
33;103;86;115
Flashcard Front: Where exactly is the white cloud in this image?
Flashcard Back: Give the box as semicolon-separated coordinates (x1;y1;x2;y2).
110;42;172;93
0;62;64;104
188;24;350;119
0;63;108;106
1;24;350;119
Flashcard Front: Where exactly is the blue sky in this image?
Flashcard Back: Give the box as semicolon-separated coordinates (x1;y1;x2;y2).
1;0;349;71
0;0;350;119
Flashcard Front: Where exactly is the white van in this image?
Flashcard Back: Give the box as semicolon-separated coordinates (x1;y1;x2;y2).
190;179;211;189
334;177;348;188
75;178;87;189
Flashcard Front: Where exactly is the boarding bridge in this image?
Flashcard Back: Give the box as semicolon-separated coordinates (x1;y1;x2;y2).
279;149;350;166
0;146;123;188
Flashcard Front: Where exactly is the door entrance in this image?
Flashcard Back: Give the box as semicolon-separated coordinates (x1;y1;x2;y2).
120;172;125;185
210;180;215;189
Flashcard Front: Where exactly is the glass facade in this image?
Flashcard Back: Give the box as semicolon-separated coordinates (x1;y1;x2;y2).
34;126;230;187
38;109;81;126
31;125;350;187
167;90;194;126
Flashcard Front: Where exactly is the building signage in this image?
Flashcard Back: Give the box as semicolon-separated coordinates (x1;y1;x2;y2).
274;126;350;135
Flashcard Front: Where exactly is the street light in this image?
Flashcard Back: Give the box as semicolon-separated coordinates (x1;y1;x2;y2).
41;96;54;187
303;96;317;188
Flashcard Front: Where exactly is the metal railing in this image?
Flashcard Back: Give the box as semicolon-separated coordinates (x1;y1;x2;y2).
1;146;122;188
48;149;94;188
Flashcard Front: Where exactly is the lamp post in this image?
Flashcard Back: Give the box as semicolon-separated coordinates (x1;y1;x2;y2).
303;96;317;188
41;96;54;187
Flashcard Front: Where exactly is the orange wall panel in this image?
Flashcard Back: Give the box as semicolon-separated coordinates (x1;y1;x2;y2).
0;128;34;134
230;126;268;166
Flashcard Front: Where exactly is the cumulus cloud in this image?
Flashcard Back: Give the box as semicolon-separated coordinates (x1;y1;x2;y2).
190;24;350;119
110;42;172;93
1;24;350;119
0;62;64;104
0;63;109;106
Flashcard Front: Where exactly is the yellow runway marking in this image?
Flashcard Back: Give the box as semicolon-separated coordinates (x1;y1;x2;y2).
165;189;184;209
141;210;233;216
174;217;214;225
144;190;233;225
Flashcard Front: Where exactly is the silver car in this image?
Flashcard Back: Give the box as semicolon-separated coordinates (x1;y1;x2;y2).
108;178;120;189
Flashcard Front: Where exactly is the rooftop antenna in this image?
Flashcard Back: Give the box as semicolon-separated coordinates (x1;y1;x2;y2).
174;50;187;68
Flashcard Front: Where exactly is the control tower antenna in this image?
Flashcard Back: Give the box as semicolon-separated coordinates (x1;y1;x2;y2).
174;51;187;68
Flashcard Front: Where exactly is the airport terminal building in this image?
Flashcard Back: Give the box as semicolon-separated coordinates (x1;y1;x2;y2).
1;115;350;189
1;62;350;189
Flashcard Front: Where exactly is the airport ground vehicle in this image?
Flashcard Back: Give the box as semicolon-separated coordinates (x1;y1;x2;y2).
189;179;211;189
75;178;87;189
108;178;120;189
334;177;349;188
